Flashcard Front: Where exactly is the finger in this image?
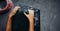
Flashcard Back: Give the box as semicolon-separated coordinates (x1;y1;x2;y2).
28;9;34;14
24;12;28;17
31;10;34;14
11;6;20;13
13;6;20;11
28;9;34;17
28;9;34;13
31;10;34;16
14;6;20;10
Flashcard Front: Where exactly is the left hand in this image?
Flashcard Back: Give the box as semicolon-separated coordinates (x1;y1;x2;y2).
9;6;20;18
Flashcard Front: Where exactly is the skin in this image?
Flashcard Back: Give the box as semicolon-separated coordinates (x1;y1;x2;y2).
24;10;34;31
6;6;34;31
6;6;20;31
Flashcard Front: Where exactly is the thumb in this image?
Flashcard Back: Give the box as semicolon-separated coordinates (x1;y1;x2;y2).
24;12;28;17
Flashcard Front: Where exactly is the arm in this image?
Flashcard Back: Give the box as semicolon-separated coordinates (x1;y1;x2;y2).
29;19;34;31
6;16;12;31
24;10;34;31
5;6;20;31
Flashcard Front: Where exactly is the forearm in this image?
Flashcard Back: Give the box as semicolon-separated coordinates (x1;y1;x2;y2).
29;19;34;31
6;16;12;31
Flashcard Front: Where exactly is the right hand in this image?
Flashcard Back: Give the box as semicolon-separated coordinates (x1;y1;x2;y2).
24;9;34;22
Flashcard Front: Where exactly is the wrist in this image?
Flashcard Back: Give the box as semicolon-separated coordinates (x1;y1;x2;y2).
29;19;34;23
8;15;12;19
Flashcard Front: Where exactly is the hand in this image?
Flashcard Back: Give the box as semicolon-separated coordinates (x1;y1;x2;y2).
24;9;34;22
9;6;20;18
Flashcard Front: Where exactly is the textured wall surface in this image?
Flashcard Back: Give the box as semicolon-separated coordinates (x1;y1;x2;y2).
0;0;60;31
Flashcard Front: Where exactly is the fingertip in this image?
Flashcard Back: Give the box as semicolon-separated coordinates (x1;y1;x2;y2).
15;6;20;9
17;6;20;9
28;9;34;13
24;12;26;15
15;6;20;11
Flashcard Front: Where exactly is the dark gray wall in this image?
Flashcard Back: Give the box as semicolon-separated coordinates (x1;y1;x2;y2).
0;0;60;31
